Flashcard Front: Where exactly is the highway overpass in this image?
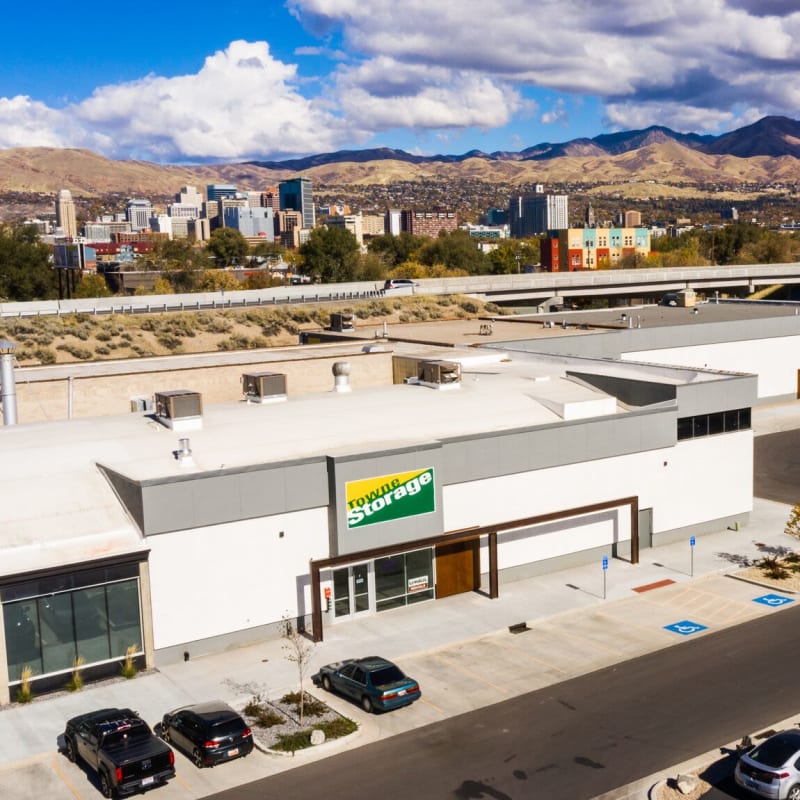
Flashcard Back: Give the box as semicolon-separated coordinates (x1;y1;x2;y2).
2;263;800;317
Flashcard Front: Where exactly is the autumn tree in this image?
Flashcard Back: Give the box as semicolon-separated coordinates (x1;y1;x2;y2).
74;273;112;298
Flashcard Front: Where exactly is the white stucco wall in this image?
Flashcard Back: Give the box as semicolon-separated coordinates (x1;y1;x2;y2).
443;429;752;564
145;507;329;649
624;336;800;399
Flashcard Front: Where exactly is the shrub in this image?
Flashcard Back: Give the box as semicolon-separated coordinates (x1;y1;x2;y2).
459;299;481;314
314;717;357;739
56;344;93;360
66;656;86;692
243;696;285;728
759;554;790;580
95;345;111;356
16;666;33;703
120;644;138;679
280;691;327;719
273;730;312;752
33;347;56;364
157;334;183;351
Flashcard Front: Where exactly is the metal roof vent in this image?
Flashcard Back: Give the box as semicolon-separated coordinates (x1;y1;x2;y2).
332;361;352;393
154;389;203;431
242;372;288;404
174;437;194;467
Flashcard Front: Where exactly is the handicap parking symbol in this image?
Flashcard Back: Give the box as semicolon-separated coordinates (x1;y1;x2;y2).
753;593;795;608
664;620;708;636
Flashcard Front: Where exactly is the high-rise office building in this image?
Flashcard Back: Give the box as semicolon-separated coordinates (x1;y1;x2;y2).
223;206;274;240
126;199;154;232
509;193;568;238
55;189;78;239
175;185;204;209
206;184;238;203
279;178;315;229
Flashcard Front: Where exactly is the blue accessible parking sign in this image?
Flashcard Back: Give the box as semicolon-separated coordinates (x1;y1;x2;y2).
664;620;708;636
753;593;795;608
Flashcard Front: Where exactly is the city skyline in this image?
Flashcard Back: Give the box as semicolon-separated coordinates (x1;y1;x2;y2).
2;1;799;165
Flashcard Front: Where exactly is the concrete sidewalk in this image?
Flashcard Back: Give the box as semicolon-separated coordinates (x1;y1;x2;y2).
1;403;798;799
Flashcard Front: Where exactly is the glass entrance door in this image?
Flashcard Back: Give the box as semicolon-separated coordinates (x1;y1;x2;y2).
332;563;372;619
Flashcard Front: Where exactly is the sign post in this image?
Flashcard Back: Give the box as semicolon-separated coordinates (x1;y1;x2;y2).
602;555;609;599
690;535;696;577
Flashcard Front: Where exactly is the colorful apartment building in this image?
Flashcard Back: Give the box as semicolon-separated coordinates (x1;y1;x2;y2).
540;227;651;271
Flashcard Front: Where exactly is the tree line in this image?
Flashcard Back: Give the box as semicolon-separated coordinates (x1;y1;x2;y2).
0;221;798;302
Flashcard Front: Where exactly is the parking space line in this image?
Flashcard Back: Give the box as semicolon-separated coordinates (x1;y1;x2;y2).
50;759;83;800
174;773;195;794
431;653;509;695
547;624;628;656
492;637;568;675
418;695;446;715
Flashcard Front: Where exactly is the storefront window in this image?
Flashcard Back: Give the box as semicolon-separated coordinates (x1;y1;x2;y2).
3;578;142;683
375;549;434;612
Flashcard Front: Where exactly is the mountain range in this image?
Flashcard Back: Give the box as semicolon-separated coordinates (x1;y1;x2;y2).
1;116;800;204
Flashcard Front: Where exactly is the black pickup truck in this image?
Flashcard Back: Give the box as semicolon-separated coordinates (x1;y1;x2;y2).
63;708;175;798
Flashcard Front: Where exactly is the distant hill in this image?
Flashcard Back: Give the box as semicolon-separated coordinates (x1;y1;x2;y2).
1;116;800;203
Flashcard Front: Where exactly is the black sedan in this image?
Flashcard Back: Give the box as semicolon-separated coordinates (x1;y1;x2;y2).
312;655;421;713
160;701;253;767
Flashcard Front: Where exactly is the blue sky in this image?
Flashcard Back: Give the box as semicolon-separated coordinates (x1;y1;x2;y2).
1;1;797;164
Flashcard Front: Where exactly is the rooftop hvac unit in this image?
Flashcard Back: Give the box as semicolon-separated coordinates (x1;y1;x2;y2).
329;312;355;332
241;371;287;404
154;389;203;431
418;360;461;389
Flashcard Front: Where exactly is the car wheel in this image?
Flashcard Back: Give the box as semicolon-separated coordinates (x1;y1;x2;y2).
192;748;205;769
361;696;373;714
161;727;170;743
64;737;76;763
322;675;332;692
787;785;800;800
100;769;115;799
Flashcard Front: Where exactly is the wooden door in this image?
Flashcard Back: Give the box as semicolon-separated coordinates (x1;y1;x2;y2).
435;539;479;598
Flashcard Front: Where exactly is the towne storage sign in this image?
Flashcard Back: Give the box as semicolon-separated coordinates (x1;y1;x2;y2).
346;468;436;529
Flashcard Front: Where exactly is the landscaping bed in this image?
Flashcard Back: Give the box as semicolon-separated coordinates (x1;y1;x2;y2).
241;691;357;754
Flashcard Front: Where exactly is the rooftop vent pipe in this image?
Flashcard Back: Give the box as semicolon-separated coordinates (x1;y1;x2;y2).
175;438;194;466
0;340;18;426
332;361;352;393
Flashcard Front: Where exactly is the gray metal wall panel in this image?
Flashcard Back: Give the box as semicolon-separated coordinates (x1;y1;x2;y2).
329;445;444;556
440;409;676;484
138;458;329;535
676;375;757;416
143;481;197;534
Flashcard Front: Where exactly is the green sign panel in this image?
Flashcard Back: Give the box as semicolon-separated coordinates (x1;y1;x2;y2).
346;467;435;529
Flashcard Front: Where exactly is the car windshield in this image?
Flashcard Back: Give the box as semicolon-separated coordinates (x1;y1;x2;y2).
210;719;246;738
749;734;800;768
370;665;406;686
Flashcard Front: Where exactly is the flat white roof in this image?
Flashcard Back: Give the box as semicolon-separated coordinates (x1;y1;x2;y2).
0;348;687;567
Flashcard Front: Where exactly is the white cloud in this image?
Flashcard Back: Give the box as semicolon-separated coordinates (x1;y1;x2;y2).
4;1;800;161
290;0;800;134
72;41;343;162
332;57;520;131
